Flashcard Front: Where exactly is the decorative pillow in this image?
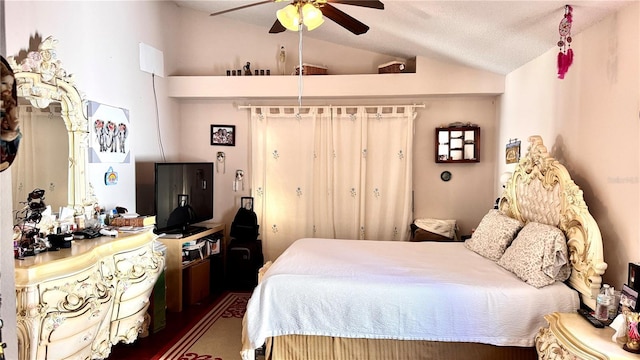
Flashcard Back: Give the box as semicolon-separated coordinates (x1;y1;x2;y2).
497;222;571;288
464;209;524;261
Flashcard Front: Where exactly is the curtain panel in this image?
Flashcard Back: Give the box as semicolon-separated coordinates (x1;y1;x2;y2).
251;106;416;260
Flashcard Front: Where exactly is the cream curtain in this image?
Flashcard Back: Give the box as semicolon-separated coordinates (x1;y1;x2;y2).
251;105;415;260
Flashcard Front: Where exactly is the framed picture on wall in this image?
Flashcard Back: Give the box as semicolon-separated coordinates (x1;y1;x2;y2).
505;139;521;164
211;125;235;146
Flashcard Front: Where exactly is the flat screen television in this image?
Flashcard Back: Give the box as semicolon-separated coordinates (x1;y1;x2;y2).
154;162;214;235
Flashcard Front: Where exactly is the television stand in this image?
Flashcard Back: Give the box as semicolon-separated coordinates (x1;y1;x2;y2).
157;225;207;238
157;223;225;312
182;225;207;237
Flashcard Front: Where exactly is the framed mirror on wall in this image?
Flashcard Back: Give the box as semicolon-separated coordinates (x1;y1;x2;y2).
7;35;96;218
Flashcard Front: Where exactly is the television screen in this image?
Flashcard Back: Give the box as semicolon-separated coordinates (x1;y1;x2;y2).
154;162;214;234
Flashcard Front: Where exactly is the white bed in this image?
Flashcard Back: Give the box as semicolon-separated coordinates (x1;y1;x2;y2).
241;136;607;360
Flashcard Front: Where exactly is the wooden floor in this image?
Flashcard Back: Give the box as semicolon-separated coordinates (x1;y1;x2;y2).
108;289;227;360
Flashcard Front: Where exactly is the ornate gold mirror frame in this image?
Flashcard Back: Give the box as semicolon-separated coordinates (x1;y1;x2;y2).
7;36;92;215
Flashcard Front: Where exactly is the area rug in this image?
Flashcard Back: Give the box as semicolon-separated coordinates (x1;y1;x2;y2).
153;292;251;360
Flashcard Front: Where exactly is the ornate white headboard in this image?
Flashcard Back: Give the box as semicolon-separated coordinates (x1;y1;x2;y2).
499;136;607;310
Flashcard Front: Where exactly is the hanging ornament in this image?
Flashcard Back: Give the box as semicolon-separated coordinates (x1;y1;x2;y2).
557;5;574;79
234;169;245;192
216;151;226;173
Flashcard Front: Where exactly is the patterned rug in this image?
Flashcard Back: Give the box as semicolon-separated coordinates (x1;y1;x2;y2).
153;292;252;360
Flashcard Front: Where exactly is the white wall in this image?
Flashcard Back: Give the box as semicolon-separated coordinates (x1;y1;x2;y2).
6;1;182;212
3;1;181;356
498;2;640;289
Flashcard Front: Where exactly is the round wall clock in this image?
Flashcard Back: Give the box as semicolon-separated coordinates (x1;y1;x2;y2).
440;171;452;182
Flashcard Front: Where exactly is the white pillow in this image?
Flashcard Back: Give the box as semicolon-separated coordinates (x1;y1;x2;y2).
497;222;571;288
464;209;524;261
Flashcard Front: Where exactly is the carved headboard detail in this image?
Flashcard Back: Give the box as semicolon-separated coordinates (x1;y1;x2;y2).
499;135;607;310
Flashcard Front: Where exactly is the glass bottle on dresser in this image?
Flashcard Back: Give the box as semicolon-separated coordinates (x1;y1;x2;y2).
595;284;611;322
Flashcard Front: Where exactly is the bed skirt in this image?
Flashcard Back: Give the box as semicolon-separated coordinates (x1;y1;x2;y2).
265;335;537;360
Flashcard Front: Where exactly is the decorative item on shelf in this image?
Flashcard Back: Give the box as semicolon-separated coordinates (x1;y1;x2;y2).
505;138;521;164
295;63;328;75
244;61;252;76
378;60;405;74
557;5;574;79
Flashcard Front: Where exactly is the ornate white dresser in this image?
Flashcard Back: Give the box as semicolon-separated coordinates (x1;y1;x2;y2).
14;230;164;360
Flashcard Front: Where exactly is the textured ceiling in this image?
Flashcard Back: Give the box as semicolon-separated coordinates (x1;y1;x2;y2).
174;0;633;74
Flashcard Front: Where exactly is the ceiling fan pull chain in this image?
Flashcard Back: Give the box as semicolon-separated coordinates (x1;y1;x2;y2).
298;25;303;111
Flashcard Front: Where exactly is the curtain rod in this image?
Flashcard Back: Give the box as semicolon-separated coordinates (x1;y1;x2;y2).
237;104;426;109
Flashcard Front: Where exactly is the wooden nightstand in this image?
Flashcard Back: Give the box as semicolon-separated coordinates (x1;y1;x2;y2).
535;312;637;360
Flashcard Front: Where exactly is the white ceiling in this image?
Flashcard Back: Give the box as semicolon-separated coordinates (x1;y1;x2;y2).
174;1;633;75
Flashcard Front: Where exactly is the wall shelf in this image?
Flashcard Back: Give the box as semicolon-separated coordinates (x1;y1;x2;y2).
167;56;506;99
435;126;480;163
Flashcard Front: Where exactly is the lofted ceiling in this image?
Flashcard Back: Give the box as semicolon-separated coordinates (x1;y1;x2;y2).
174;1;633;75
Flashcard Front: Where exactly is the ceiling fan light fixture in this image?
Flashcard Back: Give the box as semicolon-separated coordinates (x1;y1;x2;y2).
301;3;324;31
277;4;301;31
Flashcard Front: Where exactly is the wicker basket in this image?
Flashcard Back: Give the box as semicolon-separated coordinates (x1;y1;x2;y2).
378;61;406;74
295;63;328;75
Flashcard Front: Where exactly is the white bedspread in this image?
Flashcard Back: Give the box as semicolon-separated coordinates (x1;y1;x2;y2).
241;238;579;359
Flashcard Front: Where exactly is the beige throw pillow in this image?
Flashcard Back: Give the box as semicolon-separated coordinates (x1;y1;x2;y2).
464;209;524;261
497;222;571;288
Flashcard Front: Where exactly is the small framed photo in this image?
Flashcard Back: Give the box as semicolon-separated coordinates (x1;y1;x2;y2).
620;284;638;314
505;139;521;164
211;125;235;146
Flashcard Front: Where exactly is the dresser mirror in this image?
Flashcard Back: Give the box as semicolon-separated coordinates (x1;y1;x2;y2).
8;36;93;218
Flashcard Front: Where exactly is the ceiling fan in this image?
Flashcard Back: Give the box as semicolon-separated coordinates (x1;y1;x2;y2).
210;0;384;35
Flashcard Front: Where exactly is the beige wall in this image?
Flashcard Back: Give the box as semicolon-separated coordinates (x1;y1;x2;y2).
166;7;503;246
413;97;499;235
498;2;640;290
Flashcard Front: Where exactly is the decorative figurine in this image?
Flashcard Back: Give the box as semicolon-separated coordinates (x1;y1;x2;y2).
244;62;252;76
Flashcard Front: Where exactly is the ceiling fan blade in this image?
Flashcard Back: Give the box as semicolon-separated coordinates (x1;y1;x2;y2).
269;19;287;33
210;0;274;16
321;3;370;35
327;0;384;10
